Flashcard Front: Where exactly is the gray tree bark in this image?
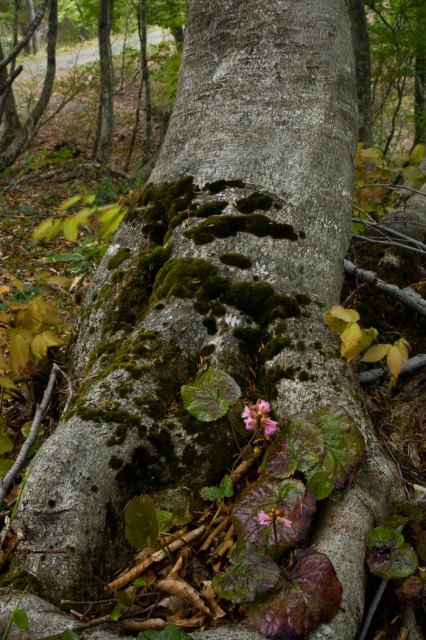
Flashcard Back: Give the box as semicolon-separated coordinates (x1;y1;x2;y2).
11;2;402;640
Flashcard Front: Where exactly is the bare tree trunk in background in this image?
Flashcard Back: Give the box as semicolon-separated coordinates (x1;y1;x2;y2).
348;0;373;146
0;0;57;170
21;0;41;54
0;38;20;151
93;0;114;163
13;4;402;640
124;0;152;172
414;55;426;145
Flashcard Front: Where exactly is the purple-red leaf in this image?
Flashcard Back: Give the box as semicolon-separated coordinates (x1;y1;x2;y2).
262;417;324;479
232;479;316;559
246;549;342;638
396;570;426;606
212;545;280;603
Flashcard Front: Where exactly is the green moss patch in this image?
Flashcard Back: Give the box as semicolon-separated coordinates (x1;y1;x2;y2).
235;191;274;213
113;245;171;329
184;213;298;245
203;317;218;335
107;247;131;270
220;253;252;269
150;258;301;327
203;179;245;194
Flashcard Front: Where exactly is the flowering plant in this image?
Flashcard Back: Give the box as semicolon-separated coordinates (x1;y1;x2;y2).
242;399;277;435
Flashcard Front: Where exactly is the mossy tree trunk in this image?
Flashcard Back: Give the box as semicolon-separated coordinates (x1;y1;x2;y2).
16;2;402;638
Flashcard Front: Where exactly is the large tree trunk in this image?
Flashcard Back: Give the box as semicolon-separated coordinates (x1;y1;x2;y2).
14;2;401;639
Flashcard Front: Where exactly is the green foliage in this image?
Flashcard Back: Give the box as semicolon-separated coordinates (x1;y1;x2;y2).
125;495;159;548
305;406;365;499
365;526;418;579
200;474;234;502
140;625;192;640
181;370;241;422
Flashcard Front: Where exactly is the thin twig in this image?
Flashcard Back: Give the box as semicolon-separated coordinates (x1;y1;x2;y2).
353;184;426;197
357;579;388;640
53;363;73;414
352;234;426;256
71;602;159;632
344;260;426;317
358;354;426;384
351;215;426;252
0;367;57;504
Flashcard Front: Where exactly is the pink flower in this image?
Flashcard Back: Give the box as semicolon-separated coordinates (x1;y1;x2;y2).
257;508;292;529
241;399;278;435
257;511;272;526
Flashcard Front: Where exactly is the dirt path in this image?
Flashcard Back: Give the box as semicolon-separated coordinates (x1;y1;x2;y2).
15;27;168;81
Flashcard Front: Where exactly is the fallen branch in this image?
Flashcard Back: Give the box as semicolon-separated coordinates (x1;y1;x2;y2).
353;184;426;198
351;215;426;253
343;260;426;317
358;354;426;383
0;366;58;505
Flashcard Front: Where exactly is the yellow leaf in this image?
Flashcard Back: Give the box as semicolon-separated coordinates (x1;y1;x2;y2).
0;285;10;296
388;376;397;390
59;195;81;211
74;207;96;225
46;276;74;290
341;342;361;363
328;305;360;324
340;322;362;350
31;334;48;362
0;376;17;390
62;217;79;242
408;144;425;165
42;331;64;347
387;346;403;379
324;314;347;335
33;218;54;243
12;279;24;293
83;194;96;205
360;343;391;363
9;333;30;368
29;296;48;322
358;327;377;351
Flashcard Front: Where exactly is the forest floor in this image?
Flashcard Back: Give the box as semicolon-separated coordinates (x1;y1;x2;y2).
0;43;426;640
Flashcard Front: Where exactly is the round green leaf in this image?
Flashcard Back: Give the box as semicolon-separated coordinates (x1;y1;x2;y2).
366;526;418;579
141;625;193;640
125;495;159;549
13;608;29;631
181;370;241;421
0;459;14;477
0;428;13;455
